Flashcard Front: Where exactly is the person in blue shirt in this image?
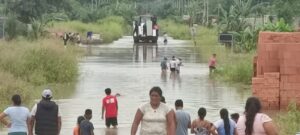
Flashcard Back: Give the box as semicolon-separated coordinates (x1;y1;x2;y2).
211;108;238;135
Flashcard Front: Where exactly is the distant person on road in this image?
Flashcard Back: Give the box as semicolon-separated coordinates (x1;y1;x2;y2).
29;89;61;135
176;58;183;74
0;94;31;135
170;56;178;72
131;86;176;135
175;99;191;135
211;108;237;135
102;88;118;128
209;54;217;74
236;97;278;135
163;32;168;45
161;57;168;72
73;116;85;135
80;109;94;135
63;32;69;47
191;107;212;135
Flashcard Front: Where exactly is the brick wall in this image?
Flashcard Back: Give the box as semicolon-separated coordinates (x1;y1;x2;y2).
253;32;300;110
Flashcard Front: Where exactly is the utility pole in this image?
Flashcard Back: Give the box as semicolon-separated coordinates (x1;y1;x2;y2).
207;0;209;24
91;0;94;11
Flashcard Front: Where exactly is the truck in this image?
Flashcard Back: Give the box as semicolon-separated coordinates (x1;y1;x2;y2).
133;15;159;43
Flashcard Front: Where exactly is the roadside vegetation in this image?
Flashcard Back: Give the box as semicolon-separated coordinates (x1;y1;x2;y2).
51;16;130;43
0;0;300;133
0;39;82;110
275;103;300;135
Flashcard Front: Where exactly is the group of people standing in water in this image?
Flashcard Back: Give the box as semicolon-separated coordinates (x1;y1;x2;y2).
0;87;278;135
131;87;278;135
161;56;183;74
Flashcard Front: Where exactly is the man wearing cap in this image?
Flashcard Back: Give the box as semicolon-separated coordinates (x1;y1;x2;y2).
29;89;61;135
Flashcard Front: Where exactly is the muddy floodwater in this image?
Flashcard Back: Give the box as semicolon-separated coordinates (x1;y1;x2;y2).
1;36;251;135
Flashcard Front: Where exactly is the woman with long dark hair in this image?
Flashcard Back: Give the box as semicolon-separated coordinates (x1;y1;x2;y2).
212;108;237;135
236;97;278;135
191;107;212;135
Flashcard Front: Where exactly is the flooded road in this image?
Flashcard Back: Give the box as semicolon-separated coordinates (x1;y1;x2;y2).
55;36;251;134
47;36;251;134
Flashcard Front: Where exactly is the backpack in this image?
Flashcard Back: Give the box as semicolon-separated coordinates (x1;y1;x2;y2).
194;127;209;135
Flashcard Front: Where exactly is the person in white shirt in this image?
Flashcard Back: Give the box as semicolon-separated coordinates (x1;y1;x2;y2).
169;56;178;72
0;94;31;135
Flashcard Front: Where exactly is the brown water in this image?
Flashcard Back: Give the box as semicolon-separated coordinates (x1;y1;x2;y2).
1;36;251;135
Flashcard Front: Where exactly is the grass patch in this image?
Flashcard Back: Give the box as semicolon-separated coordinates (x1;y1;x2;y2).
159;19;191;40
0;38;82;111
194;26;254;85
275;102;300;135
50;16;129;43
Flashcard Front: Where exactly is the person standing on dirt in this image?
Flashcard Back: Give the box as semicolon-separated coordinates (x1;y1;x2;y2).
102;88;118;128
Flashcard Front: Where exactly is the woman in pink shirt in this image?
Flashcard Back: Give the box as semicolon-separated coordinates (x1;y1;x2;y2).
236;97;278;135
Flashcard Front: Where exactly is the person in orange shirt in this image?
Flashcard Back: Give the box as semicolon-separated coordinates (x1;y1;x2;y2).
73;116;85;135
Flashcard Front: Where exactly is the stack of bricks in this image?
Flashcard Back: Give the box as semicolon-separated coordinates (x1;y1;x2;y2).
279;44;300;108
253;32;300;110
252;73;280;110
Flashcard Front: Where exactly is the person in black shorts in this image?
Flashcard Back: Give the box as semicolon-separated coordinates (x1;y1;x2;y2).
102;88;118;128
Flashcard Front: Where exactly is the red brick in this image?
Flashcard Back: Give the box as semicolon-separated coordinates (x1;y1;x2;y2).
264;72;280;78
252;78;265;84
282;83;300;90
280;67;298;75
286;75;300;83
268;52;279;60
264;83;280;88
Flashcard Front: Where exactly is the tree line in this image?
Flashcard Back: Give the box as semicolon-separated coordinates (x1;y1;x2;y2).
0;0;299;41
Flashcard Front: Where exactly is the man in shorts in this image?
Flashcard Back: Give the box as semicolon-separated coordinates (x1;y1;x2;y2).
101;88;118;128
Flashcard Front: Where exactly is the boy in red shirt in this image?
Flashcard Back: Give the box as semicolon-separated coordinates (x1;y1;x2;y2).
101;88;118;128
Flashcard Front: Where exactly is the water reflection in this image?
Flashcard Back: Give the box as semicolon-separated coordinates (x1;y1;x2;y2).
105;129;118;135
169;71;182;89
133;43;158;62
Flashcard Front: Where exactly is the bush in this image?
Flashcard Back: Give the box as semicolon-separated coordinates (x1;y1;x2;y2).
276;102;300;135
0;39;79;84
51;16;128;43
215;55;253;84
5;15;27;40
0;71;34;109
159;19;191;40
0;38;81;113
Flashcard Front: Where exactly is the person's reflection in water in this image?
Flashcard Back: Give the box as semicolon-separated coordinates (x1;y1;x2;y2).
170;72;177;88
161;71;167;82
177;73;182;88
105;128;118;135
